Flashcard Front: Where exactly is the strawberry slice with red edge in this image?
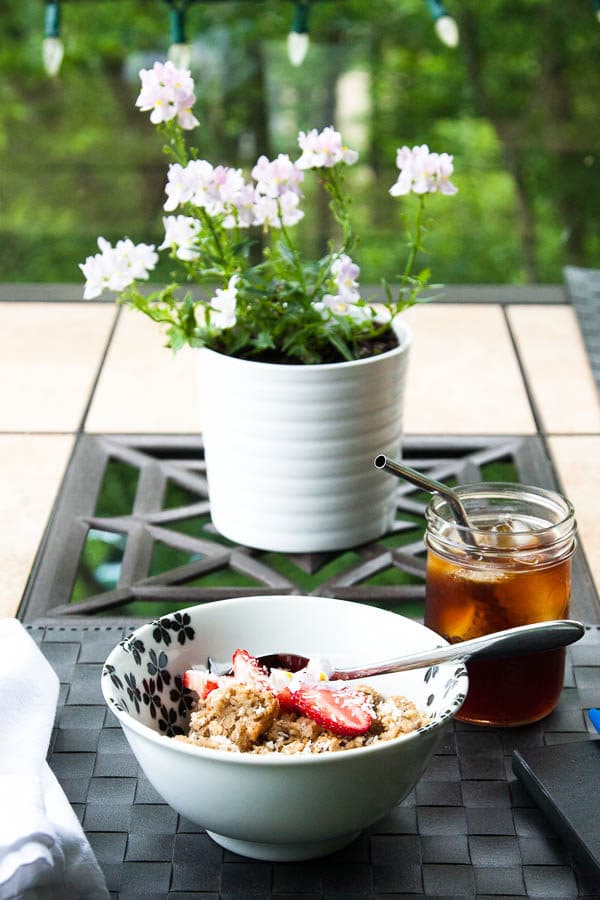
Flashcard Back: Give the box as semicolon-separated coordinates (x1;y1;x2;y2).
183;669;222;699
291;685;374;737
276;685;296;712
232;649;272;691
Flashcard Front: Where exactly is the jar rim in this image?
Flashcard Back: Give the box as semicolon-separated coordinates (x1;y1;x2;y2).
425;481;576;545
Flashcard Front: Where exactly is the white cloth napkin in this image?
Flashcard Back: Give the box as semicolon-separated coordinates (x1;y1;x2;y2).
0;619;109;900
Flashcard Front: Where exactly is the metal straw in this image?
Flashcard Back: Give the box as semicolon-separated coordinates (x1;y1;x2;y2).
374;453;473;530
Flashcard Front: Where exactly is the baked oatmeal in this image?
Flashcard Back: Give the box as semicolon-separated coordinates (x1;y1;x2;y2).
174;649;430;755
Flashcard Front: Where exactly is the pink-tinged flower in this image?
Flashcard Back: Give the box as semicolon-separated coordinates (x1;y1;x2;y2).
80;237;157;299
251;154;304;198
159;215;201;261
253;190;304;229
389;145;458;196
296;127;359;169
205;166;246;215
222;183;257;229
331;254;360;302
176;101;200;130
209;275;239;329
136;61;199;130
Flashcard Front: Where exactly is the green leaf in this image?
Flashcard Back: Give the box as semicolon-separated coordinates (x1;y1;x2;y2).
255;330;276;351
165;326;187;353
326;330;353;362
381;277;394;305
276;240;295;267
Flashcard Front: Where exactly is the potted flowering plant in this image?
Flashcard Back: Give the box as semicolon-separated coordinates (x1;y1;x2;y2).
81;61;458;552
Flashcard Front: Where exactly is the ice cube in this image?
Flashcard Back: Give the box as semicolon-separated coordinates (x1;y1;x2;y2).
451;564;509;584
482;515;539;550
490;515;515;535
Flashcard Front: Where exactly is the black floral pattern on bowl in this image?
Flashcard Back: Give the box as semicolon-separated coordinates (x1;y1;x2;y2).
417;663;468;733
150;613;195;648
104;617;196;732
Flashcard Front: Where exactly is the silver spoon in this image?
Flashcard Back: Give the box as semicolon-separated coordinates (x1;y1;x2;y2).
252;620;585;681
374;453;472;529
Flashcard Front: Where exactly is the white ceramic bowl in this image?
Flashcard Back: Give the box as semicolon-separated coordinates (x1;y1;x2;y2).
101;595;467;861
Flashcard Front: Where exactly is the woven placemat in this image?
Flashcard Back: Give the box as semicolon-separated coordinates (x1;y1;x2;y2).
34;622;600;899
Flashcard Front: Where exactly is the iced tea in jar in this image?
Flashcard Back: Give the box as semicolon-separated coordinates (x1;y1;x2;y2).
424;483;576;727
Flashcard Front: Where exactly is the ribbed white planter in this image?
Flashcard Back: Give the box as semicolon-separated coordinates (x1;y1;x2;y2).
197;321;412;552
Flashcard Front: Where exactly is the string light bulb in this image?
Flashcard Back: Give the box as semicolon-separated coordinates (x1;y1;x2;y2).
434;14;459;47
167;3;192;70
424;0;459;48
288;3;310;67
43;1;64;77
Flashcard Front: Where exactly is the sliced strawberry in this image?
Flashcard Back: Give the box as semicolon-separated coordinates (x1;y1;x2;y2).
183;670;221;699
232;649;272;691
291;685;374;737
276;685;296;712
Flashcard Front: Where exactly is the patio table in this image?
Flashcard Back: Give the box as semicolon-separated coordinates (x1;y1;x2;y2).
1;275;599;897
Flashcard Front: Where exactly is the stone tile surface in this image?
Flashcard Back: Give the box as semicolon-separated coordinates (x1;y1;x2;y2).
508;305;600;434
88;304;539;437
85;309;199;433
402;304;536;435
548;435;600;595
0;433;74;616
0;302;115;431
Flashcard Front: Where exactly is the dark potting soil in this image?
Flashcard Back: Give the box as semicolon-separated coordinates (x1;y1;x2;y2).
228;328;399;365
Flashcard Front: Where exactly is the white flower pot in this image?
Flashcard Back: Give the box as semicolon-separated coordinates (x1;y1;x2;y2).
197;321;412;552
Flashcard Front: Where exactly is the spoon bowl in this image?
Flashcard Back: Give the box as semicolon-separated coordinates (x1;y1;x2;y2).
248;619;584;681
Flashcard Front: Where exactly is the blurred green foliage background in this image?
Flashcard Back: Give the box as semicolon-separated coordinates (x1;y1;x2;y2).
1;0;598;286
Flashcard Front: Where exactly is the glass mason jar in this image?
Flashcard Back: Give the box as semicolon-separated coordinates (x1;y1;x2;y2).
424;483;577;727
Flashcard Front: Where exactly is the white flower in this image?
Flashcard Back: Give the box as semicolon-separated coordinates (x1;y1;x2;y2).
80;247;115;300
188;160;219;209
296;127;359;169
159;215;201;261
331;253;360;303
390;144;458;196
164;160;213;211
278;190;304;226
252;190;304;229
252;195;276;228
314;293;372;324
79;237;157;299
209;274;239;329
122;239;158;277
251;154;304;198
136;61;199;130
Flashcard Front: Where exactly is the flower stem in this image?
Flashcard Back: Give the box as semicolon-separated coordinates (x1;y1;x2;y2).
199;208;228;269
159;120;189;167
322;167;355;250
276;200;306;293
402;194;426;285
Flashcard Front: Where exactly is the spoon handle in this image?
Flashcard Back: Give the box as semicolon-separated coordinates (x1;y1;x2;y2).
329;619;585;681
